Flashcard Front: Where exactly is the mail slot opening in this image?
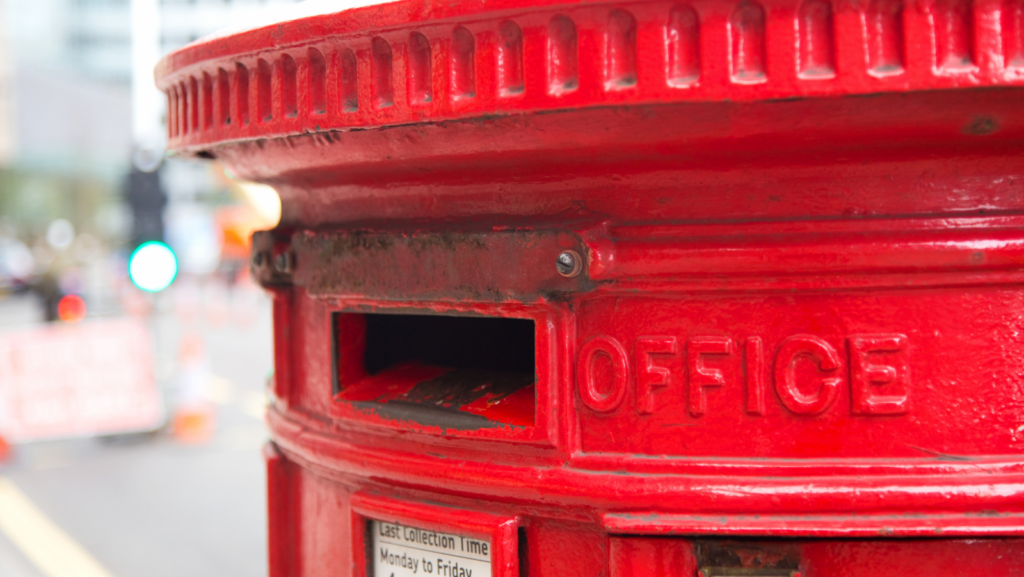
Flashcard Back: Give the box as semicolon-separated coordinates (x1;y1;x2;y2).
333;312;536;428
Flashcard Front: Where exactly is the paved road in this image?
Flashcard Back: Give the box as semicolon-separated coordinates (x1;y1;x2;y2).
0;288;274;577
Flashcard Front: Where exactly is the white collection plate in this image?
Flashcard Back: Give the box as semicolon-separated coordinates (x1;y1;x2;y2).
371;520;492;577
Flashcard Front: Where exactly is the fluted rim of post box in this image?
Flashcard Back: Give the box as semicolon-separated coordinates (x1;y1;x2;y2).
156;0;1024;154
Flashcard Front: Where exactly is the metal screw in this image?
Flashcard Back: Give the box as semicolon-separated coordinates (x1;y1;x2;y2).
556;250;582;277
251;251;267;269
274;252;293;274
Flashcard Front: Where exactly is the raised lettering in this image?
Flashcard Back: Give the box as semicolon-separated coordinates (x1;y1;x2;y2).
578;336;629;412
745;337;765;415
687;336;733;417
635;336;678;414
849;334;909;415
774;334;842;415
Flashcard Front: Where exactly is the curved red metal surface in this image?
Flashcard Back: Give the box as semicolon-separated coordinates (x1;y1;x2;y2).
161;0;1024;575
157;0;1024;153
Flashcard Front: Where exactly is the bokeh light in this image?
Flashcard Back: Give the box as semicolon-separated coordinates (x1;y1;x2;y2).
129;241;178;293
57;295;87;324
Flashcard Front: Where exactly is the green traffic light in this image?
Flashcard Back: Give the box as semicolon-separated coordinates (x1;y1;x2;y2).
129;241;178;292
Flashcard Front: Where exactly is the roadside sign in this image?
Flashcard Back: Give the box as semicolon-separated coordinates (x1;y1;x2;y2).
0;318;163;442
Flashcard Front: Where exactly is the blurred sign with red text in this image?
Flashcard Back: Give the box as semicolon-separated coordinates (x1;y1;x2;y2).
0;319;163;442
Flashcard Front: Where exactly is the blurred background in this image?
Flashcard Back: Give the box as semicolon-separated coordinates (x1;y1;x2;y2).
0;1;302;576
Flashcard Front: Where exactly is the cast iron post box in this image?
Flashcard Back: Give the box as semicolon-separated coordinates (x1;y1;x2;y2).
157;0;1024;574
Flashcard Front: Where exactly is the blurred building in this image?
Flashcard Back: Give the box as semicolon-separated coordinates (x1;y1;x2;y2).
0;0;298;310
0;0;302;152
0;1;132;260
0;6;12;169
2;0;301;85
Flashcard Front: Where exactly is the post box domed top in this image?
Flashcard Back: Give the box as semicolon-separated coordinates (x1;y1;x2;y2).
156;0;1024;157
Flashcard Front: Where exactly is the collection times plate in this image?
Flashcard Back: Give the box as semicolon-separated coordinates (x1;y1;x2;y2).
371;520;491;577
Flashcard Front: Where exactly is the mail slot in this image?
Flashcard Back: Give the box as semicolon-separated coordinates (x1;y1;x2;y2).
157;0;1024;575
332;312;537;428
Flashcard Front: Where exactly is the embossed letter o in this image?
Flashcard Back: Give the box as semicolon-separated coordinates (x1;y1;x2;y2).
578;336;629;413
774;334;842;415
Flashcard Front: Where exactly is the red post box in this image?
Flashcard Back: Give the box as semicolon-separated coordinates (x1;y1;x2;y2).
157;0;1024;574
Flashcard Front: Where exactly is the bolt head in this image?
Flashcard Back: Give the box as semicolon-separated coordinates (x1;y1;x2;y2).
274;252;293;273
556;250;582;277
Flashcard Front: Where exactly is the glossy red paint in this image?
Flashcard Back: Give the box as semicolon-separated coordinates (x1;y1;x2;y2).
160;0;1024;575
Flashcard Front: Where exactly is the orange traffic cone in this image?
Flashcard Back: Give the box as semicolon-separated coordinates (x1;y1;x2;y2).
172;405;215;444
171;333;216;444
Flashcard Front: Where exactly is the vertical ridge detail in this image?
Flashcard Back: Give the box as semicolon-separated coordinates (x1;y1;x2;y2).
236;63;250;126
730;2;768;83
202;72;214;129
548;16;579;94
667;5;701;87
282;54;298;118
308;49;327;115
930;0;975;71
178;82;187;135
408;32;433;105
1004;0;1024;68
340;49;359;112
167;89;176;137
188;76;199;132
257;59;272;122
798;0;836;78
606;9;639;90
371;37;394;109
497;21;524;96
451;27;476;100
866;0;906;75
217;68;230;125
